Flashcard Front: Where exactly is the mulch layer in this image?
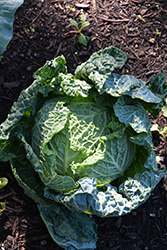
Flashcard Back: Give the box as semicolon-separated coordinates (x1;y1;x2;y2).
0;0;167;249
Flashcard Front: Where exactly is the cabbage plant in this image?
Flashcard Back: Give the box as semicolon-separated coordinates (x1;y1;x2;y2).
0;0;24;56
0;46;166;249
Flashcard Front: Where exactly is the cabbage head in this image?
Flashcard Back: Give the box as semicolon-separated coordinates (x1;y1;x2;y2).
0;46;167;250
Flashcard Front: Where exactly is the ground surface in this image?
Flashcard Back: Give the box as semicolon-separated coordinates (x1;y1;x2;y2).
0;0;167;249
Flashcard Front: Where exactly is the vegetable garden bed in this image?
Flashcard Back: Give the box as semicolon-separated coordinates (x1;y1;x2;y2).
0;0;167;249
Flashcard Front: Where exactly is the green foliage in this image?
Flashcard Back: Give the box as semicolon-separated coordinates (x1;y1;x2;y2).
153;28;161;37
150;123;167;147
66;5;75;12
0;46;166;249
162;106;167;117
151;124;167;138
30;26;35;32
161;98;167;117
137;15;146;23
66;14;90;45
156;155;161;162
0;178;8;212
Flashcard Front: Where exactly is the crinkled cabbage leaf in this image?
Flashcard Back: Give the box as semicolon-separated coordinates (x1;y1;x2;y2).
0;46;167;250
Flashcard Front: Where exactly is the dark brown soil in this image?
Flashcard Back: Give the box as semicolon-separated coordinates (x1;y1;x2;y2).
0;0;167;249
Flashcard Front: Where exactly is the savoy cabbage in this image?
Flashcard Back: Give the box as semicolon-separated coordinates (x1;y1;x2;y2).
0;46;167;249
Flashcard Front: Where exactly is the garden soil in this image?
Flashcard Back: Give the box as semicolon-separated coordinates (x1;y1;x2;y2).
0;0;167;249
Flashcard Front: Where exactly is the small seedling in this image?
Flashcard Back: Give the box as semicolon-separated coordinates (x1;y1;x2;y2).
0;56;4;62
137;15;146;23
162;106;167;117
30;26;35;32
66;5;75;12
0;177;8;212
161;98;167;117
153;29;161;37
151;124;167;145
65;14;90;46
156;155;161;163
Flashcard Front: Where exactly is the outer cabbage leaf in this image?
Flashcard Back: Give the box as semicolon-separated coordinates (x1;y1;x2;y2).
45;167;165;217
74;46;166;113
11;158;98;250
0;0;24;55
99;73;164;104
75;46;127;90
146;70;167;105
113;96;151;133
0;56;67;160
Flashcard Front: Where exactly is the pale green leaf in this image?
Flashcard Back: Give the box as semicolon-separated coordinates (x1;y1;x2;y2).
80;14;87;23
150;124;159;132
80;21;90;29
70;19;79;29
71;131;136;185
0;202;6;213
0;177;8;189
161;126;167;135
0;178;8;212
156;156;161;162
59;73;91;97
32;99;113;188
162;106;167;117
